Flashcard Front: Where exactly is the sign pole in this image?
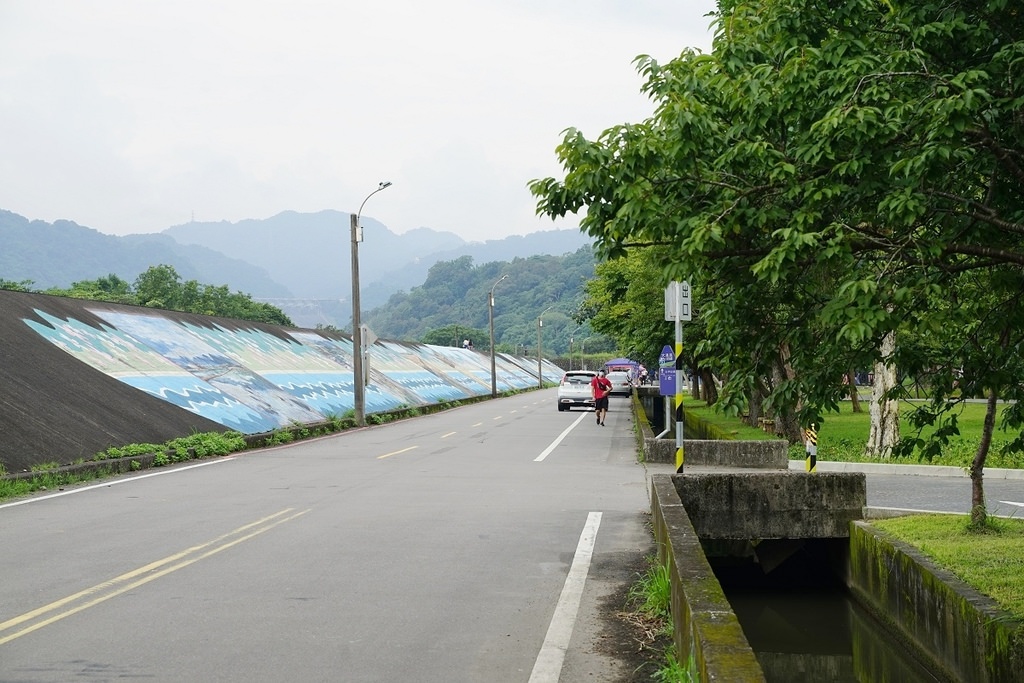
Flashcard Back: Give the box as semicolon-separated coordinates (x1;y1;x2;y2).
663;280;691;472
675;315;684;472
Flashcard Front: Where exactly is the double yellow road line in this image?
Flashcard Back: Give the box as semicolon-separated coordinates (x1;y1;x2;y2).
0;507;309;646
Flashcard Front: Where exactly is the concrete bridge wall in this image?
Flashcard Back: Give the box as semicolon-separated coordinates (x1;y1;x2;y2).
643;399;1022;681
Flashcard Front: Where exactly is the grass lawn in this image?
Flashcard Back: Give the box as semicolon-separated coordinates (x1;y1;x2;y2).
684;398;1024;469
871;514;1024;621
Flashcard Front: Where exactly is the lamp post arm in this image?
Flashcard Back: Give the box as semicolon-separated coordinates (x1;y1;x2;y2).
353;181;393;243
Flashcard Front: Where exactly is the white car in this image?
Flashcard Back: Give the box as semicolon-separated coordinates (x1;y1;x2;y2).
556;371;597;411
606;371;633;397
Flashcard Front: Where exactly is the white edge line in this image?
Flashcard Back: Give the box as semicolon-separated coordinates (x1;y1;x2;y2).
529;511;602;683
0;457;237;510
535;412;588;462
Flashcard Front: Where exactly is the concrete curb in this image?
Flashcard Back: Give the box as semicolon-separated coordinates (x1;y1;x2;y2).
789;459;1024;480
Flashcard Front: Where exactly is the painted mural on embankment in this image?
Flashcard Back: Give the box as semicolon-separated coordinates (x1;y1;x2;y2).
0;291;564;473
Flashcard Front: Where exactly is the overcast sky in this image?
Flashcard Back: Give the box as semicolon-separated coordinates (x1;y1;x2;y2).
0;1;717;242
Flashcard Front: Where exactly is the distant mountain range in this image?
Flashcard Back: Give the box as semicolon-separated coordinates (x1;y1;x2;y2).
0;209;590;328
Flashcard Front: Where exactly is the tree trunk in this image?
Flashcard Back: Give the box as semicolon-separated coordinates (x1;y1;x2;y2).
772;343;804;443
690;363;701;401
866;332;900;458
847;369;862;413
746;380;765;428
969;388;997;528
699;368;718;405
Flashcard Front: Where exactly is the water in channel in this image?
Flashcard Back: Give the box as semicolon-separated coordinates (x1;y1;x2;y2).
709;539;945;682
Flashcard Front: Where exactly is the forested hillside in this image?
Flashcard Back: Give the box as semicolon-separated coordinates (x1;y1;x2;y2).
1;208;591;330
365;246;610;355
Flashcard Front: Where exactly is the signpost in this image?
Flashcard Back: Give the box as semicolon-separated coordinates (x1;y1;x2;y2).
361;325;377;387
656;345;675;438
664;281;691;472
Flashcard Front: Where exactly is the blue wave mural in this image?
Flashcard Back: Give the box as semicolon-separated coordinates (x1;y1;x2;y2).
23;306;553;435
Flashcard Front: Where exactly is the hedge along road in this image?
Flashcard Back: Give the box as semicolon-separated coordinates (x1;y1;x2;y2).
0;390;670;683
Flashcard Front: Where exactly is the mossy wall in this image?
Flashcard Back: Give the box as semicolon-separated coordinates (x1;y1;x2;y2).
848;522;1024;683
650;474;766;681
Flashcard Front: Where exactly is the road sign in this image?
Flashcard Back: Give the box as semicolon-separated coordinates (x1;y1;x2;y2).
658;345;675;368
361;325;378;346
658;368;675;396
664;281;692;322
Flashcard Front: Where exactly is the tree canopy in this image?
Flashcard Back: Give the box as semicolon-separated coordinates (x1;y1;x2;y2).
530;0;1024;525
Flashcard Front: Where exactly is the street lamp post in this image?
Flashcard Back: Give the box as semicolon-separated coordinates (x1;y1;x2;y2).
489;274;508;398
568;324;583;371
581;336;596;371
351;181;392;426
537;305;555;389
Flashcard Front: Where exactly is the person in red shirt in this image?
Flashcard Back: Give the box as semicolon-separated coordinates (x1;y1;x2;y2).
591;370;612;426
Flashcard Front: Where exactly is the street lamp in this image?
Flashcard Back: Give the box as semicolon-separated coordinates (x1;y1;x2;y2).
581;336;597;371
569;324;583;371
537;305;555;389
351;181;392;426
489;274;508;397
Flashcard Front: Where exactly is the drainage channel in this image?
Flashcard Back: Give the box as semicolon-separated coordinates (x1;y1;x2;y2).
708;539;945;683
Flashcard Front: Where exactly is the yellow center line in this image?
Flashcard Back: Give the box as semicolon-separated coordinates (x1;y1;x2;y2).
377;446;418;460
0;508;310;646
441;432;457;438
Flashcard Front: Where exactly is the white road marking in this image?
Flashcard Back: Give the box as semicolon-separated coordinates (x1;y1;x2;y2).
1000;500;1024;508
529;511;602;683
0;457;236;510
534;412;587;462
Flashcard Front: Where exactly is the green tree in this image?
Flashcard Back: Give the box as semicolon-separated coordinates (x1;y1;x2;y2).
532;0;1024;525
0;279;35;292
50;274;136;304
134;265;183;310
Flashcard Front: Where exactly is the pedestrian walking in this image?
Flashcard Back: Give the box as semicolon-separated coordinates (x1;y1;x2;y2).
591;370;612;426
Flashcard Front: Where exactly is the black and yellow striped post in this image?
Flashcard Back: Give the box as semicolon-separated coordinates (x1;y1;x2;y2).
675;344;684;472
664;279;691;473
804;423;818;472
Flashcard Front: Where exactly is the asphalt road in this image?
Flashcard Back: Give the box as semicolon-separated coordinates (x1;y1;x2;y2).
864;471;1024;518
1;390;1022;682
0;391;672;683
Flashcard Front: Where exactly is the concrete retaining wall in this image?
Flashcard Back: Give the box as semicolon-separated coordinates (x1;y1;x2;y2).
0;289;564;472
634;391;789;468
674;471;866;539
650;474;766;681
847;521;1024;682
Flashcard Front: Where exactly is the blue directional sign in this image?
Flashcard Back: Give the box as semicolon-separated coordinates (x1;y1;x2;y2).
658;345;675;396
659;368;675;396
